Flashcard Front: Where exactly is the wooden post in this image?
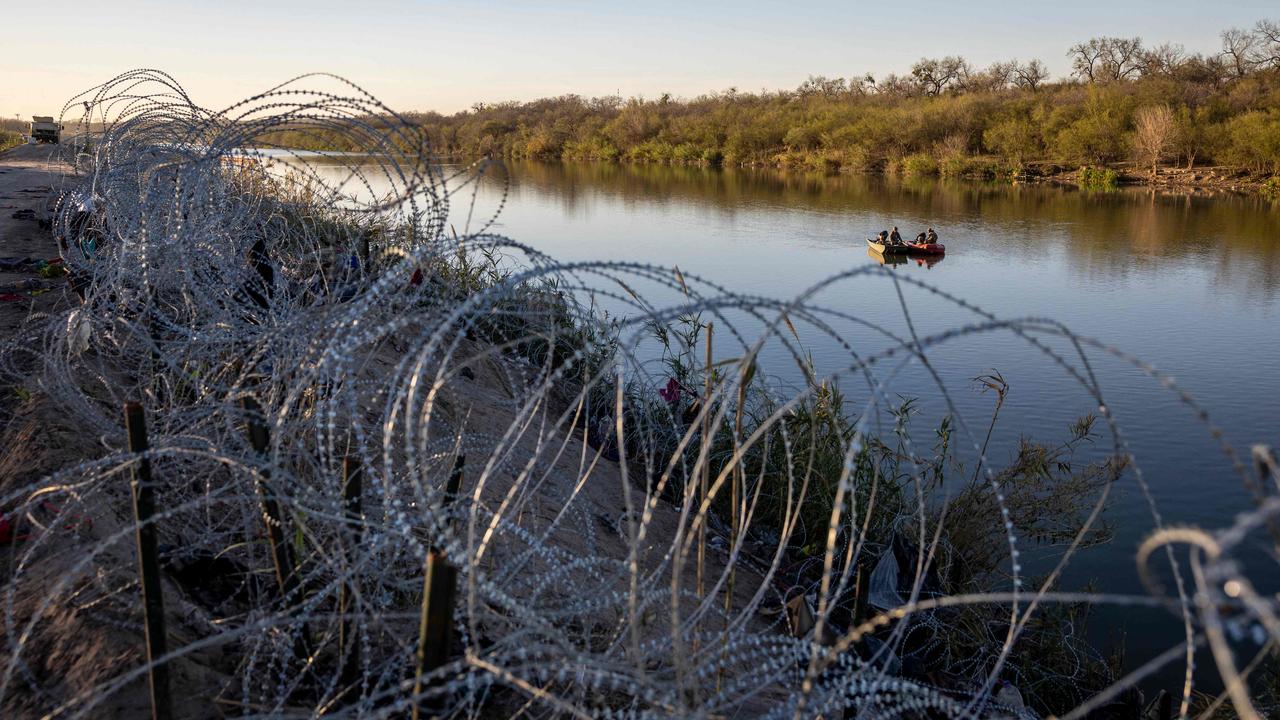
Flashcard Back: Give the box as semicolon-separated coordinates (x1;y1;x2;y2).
339;456;364;698
240;397;312;660
1255;445;1277;492
1157;690;1172;720
147;305;166;405
697;322;713;601
407;449;463;715
444;452;465;510
1251;445;1280;549
719;361;749;691
726;361;748;618
124;402;173;720
241;398;301;606
853;564;867;626
411;552;457;720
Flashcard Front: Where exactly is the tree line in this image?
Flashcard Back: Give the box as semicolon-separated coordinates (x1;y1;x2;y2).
265;21;1280;180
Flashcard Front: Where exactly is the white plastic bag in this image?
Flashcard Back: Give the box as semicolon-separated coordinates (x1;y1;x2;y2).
868;547;904;610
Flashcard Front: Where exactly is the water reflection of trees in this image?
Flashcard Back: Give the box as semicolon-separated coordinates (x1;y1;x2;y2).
494;160;1280;296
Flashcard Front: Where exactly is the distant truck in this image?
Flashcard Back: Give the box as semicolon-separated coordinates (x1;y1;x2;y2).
29;116;62;144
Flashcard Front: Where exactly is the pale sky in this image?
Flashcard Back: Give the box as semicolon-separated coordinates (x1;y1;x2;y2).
1;0;1275;119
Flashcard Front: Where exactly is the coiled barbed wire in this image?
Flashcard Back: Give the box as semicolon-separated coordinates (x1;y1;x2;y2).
0;70;1276;719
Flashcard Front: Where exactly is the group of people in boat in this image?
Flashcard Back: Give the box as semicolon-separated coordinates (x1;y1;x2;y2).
876;226;939;247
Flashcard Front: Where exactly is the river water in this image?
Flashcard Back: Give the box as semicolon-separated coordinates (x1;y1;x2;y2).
468;160;1280;688
317;156;1280;691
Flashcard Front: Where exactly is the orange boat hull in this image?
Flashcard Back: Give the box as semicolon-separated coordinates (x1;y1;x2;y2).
906;242;945;255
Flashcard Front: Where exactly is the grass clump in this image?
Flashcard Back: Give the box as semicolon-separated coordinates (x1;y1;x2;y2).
1078;165;1119;190
0;130;24;153
899;152;940;177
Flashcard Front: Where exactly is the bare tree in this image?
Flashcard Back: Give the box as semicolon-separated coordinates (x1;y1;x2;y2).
1141;43;1186;76
964;61;1015;93
1068;40;1106;82
795;75;848;98
1254;19;1280;69
910;56;971;96
990;60;1018;83
1172;53;1230;88
1220;27;1259;77
1132;105;1175;178
876;73;915;97
1069;37;1146;82
936;132;970;159
1103;37;1146;80
1011;59;1050;91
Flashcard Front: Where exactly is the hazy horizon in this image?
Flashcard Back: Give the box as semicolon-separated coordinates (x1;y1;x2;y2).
2;0;1276;120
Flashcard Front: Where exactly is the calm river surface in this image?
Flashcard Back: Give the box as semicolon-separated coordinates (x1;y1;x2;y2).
318;156;1280;689
463;160;1280;688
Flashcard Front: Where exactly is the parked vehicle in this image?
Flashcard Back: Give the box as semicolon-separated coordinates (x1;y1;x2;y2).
29;116;61;144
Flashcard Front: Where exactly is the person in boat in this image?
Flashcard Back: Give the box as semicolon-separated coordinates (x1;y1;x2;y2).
889;226;903;245
927;227;938;244
914;231;927;244
877;230;889;245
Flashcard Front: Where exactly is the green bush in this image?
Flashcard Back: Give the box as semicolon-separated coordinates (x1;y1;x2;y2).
900;152;939;177
625;139;676;163
563;136;620;161
723;124;787;165
984;117;1040;169
1078;165;1119;189
835;144;877;171
939;155;1003;179
0;130;23;153
1054;113;1129;164
522;127;567;158
300;60;1280;178
1220;111;1280;174
671;142;703;163
782;124;823;151
939;155;966;177
809;150;842;172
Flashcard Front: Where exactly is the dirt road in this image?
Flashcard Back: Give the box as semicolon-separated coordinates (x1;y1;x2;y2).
0;142;74;337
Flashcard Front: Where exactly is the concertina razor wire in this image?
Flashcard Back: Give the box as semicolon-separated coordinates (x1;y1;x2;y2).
0;69;1276;719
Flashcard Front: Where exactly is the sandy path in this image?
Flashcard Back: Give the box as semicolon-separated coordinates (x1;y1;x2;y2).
0;142;75;337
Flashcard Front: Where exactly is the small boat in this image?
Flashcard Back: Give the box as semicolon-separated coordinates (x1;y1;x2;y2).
905;241;945;255
868;239;910;255
868;248;909;266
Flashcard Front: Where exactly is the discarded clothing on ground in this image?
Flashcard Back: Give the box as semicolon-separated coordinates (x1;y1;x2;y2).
0;279;46;295
0;256;64;273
